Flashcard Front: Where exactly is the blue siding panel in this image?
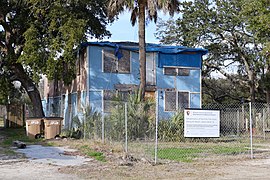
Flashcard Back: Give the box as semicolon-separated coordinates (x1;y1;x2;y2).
63;95;69;129
157;90;175;120
89;91;102;112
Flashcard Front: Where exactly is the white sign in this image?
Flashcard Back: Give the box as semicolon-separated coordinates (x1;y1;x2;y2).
184;109;220;137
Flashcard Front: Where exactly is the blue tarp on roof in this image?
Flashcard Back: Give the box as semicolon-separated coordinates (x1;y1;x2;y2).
81;41;208;68
159;53;203;68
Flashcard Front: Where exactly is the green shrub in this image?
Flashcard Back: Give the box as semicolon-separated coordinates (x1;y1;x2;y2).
158;112;185;142
108;91;155;141
83;107;102;139
69;106;101;139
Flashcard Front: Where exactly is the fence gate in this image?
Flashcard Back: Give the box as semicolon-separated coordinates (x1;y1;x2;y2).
0;105;7;127
6;104;25;127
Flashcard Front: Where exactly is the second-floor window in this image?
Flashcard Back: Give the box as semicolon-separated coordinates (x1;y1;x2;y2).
103;49;130;73
164;67;190;76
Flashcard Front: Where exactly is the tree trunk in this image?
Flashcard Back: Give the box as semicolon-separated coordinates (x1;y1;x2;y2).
265;68;270;104
11;64;44;117
138;2;146;100
249;71;256;103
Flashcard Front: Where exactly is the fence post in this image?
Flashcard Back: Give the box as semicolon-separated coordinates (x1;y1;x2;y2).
263;108;266;140
102;110;105;143
125;102;128;153
155;92;159;164
84;110;86;140
249;102;253;159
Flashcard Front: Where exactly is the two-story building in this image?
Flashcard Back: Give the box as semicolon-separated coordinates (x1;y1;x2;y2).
43;41;207;128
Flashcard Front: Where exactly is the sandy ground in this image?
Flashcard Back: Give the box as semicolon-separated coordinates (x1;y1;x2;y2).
0;160;81;180
2;157;270;180
0;145;91;180
56;156;270;180
1;137;270;179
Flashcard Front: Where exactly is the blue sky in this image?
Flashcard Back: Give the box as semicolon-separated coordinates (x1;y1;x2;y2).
105;12;176;43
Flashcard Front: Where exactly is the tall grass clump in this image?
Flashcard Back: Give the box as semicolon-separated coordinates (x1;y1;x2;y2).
64;106;101;139
108;90;155;141
158;112;185;142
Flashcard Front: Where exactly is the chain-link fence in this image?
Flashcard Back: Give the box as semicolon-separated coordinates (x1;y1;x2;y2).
68;98;156;160
67;99;270;164
156;102;270;163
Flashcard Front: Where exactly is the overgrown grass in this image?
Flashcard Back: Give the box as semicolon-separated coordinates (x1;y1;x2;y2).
211;145;247;155
79;145;106;162
0;148;17;155
158;144;249;162
158;147;202;162
45;141;57;146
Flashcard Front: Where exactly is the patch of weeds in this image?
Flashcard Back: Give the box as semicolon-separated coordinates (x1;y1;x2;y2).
45;142;56;146
158;147;203;162
79;145;106;162
0;128;40;147
0;148;16;155
211;145;248;155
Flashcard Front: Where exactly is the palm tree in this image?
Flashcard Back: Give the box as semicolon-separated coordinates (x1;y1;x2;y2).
108;0;179;100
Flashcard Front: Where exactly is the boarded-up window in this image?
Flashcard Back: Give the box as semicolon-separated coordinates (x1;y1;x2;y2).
178;92;189;109
103;49;130;73
164;67;177;75
178;68;190;76
165;91;176;111
118;50;130;73
164;67;190;76
103;90;130;112
104;50;117;73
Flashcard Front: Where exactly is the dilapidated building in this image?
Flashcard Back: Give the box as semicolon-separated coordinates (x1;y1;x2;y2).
42;41;207;128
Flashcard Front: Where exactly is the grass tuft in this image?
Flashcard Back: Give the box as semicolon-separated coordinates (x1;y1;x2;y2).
79;145;106;162
158;147;202;162
211;145;247;155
